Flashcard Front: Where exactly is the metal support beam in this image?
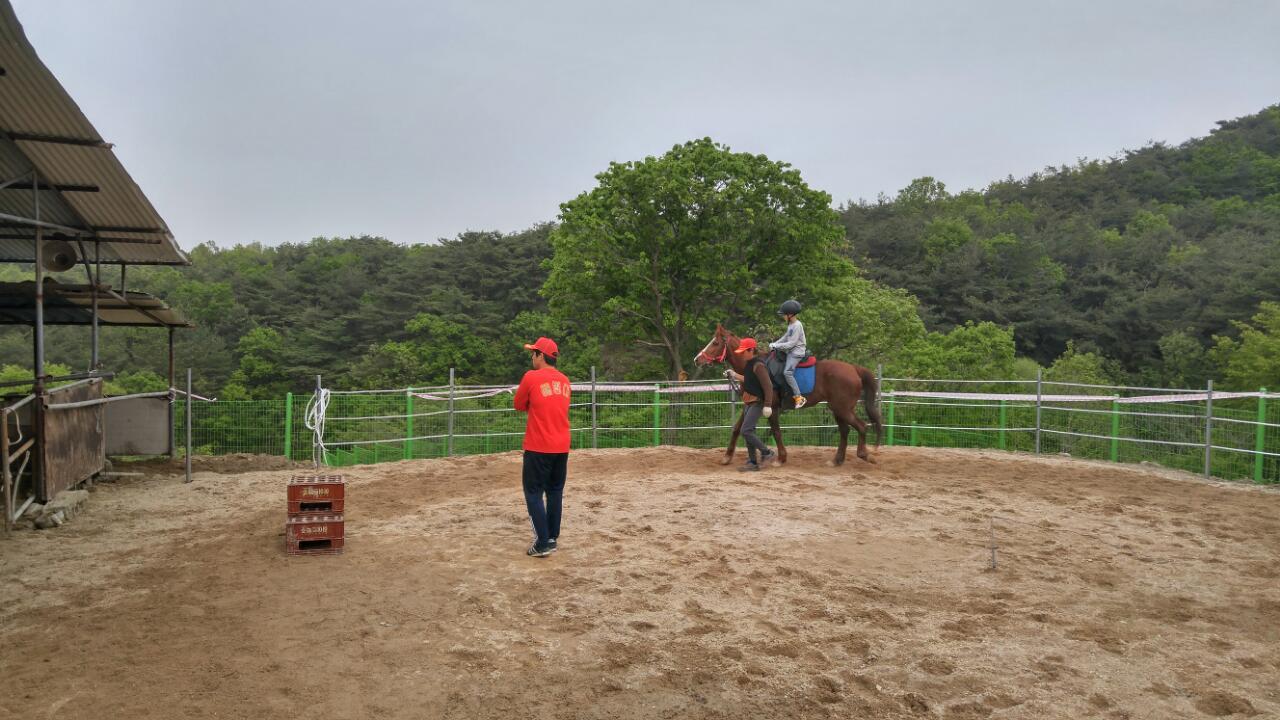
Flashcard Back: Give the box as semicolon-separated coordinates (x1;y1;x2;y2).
0;182;99;193
5;132;112;148
0;212;90;237
75;238;100;370
0;171;33;192
103;288;167;327
0;233;162;244
184;368;192;484
168;328;175;462
32;177;44;503
94;226;167;234
93;242;101;369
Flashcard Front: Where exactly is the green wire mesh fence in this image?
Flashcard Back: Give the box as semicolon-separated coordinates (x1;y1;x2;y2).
169;372;1278;484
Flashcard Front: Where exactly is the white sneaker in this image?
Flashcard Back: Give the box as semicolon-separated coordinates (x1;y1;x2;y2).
794;396;807;409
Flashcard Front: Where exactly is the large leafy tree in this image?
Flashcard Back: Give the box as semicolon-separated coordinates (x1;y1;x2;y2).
544;138;850;378
1211;301;1280;390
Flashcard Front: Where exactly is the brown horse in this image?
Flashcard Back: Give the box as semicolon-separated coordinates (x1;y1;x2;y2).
694;323;883;466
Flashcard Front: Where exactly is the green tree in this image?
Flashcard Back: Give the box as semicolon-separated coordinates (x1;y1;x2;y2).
1157;330;1209;388
898;322;1017;380
227;327;293;399
544;138;850;379
802;275;925;367
1211;301;1280;390
1044;341;1116;388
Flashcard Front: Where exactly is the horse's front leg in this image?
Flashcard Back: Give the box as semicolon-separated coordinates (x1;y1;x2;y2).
769;408;787;465
721;409;745;465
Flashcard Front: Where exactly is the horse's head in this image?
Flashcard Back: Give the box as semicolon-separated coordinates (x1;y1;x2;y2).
694;323;734;367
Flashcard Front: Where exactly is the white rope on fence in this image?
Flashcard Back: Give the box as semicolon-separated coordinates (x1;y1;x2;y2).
412;387;514;402
303;388;330;465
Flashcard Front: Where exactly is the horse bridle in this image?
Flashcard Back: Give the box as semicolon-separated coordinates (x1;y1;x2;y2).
695;331;732;366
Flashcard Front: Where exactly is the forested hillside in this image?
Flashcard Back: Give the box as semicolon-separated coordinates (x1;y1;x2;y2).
842;105;1280;387
3;106;1278;395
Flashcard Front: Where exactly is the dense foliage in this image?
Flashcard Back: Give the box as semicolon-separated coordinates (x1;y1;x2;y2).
843;105;1280;389
2;106;1278;395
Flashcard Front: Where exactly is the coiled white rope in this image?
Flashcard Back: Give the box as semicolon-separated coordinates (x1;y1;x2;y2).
304;387;331;466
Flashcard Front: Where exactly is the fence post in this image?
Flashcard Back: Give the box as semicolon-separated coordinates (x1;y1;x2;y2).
1109;399;1120;462
910;420;919;447
404;390;414;460
1256;388;1267;483
284;392;293;460
886;395;896;446
184;368;193;484
591;366;598;450
314;374;322;467
1203;379;1214;479
998;400;1007;451
652;383;661;447
1034;367;1043;454
876;363;884;417
447;368;455;457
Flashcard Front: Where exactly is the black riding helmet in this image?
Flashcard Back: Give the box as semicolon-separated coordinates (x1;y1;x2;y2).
778;299;802;317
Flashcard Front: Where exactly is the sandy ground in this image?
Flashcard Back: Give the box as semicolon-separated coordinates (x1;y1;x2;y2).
1;446;1278;720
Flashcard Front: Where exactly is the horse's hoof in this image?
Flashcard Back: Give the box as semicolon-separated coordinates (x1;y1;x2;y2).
767;458;783;468
719;456;732;466
858;452;874;464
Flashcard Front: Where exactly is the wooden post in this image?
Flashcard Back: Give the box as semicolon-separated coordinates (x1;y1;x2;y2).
2;410;10;533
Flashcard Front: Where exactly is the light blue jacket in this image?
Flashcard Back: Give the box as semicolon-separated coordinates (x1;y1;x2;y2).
770;320;807;356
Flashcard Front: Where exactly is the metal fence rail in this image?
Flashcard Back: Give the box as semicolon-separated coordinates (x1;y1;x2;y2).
166;371;1277;484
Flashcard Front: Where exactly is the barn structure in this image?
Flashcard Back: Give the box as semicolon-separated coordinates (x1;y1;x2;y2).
0;1;191;528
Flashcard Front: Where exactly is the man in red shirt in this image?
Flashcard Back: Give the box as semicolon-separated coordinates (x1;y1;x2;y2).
513;336;572;558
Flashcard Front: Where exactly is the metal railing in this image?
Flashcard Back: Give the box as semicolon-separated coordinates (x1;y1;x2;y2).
281;369;1277;484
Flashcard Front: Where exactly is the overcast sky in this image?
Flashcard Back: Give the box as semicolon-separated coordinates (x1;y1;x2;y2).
11;1;1280;250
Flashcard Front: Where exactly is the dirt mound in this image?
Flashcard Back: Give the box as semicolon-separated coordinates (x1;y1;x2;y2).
2;446;1278;719
115;452;306;476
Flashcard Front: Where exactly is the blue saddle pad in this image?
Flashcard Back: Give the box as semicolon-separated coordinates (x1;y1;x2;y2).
795;365;816;395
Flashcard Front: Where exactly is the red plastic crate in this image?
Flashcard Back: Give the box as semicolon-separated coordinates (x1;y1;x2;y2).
287;475;346;515
286;535;345;555
285;513;345;555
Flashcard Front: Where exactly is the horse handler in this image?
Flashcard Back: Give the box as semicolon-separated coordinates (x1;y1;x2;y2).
725;338;775;472
514;336;572;558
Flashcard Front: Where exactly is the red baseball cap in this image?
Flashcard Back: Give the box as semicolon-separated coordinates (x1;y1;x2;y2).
524;337;559;357
734;338;758;354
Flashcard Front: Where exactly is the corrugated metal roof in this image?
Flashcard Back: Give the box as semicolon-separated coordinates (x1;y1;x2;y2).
0;281;190;327
0;1;188;266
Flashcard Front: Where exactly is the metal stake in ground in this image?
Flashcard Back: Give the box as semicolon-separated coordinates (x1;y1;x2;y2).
989;515;998;570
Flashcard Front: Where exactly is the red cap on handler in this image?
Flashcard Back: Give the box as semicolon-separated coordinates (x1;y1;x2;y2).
523;337;559;357
734;338;758;354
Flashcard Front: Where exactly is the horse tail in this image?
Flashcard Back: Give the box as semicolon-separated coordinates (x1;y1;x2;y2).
859;365;883;448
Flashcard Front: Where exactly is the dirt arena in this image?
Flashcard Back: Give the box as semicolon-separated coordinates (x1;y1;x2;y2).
2;447;1278;719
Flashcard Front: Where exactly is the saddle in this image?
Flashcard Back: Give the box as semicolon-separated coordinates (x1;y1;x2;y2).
764;351;817;397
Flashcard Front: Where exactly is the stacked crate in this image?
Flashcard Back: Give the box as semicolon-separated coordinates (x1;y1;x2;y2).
285;474;346;555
